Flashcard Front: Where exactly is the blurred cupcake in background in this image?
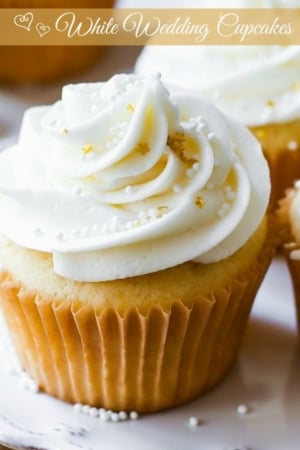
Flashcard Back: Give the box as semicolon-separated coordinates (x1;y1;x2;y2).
277;184;300;338
134;0;300;206
0;0;115;84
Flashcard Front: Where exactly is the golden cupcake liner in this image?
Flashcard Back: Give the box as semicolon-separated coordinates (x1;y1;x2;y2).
283;244;300;339
251;120;300;208
266;148;300;209
0;234;275;414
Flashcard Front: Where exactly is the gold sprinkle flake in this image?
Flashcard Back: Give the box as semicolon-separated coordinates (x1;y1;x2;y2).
157;205;169;216
195;195;206;208
137;142;150;155
82;144;93;154
167;133;186;159
127;103;135;112
59;127;69;135
266;100;275;108
167;133;198;162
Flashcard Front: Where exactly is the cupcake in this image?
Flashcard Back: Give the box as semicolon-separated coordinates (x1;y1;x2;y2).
0;73;274;413
0;0;114;84
277;185;300;334
134;0;300;206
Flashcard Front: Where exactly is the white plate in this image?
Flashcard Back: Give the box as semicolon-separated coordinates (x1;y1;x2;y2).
0;255;299;450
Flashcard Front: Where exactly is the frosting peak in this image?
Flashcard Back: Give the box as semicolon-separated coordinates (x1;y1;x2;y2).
0;74;270;281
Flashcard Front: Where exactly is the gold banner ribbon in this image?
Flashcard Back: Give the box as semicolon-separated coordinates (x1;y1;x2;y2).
1;8;299;45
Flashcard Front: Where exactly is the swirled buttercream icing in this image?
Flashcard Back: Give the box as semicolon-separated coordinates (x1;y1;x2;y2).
134;1;300;127
0;74;270;281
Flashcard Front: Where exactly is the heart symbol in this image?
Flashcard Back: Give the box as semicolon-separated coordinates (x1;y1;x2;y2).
14;12;33;32
36;23;51;37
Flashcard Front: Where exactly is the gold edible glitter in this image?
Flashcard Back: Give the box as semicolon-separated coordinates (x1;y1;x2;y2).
167;133;186;160
137;142;150;155
157;205;169;216
266;100;275;108
167;132;199;163
82;144;93;154
195;195;206;208
127;103;135;112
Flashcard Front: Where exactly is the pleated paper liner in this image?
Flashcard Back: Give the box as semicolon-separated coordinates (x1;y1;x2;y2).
251;118;300;208
283;243;300;341
0;225;276;414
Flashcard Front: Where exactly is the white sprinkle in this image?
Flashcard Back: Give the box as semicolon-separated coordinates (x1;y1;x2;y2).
82;405;91;415
188;416;199;427
125;186;134;194
148;208;158;218
118;411;128;421
109;222;119;233
186;168;194;178
192;162;200;171
173;184;182;193
287;140;298;151
73;186;82;196
99;410;110;422
294;179;300;189
89;407;99;417
126;221;134;230
237;404;249;415
138;210;148;221
196;122;206;132
73;403;83;413
111;412;120;422
130;411;139;421
208;132;216;142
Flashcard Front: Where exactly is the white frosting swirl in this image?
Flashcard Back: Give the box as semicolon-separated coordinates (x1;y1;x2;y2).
0;74;270;281
134;0;300;126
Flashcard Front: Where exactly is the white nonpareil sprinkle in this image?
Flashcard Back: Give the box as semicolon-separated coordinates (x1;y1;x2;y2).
73;186;82;196
188;416;199;427
207;132;216;142
173;184;182;193
130;411;139;420
236;404;249;415
218;202;231;219
125;186;134;194
294;179;300;189
73;404;139;422
287;140;299;151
